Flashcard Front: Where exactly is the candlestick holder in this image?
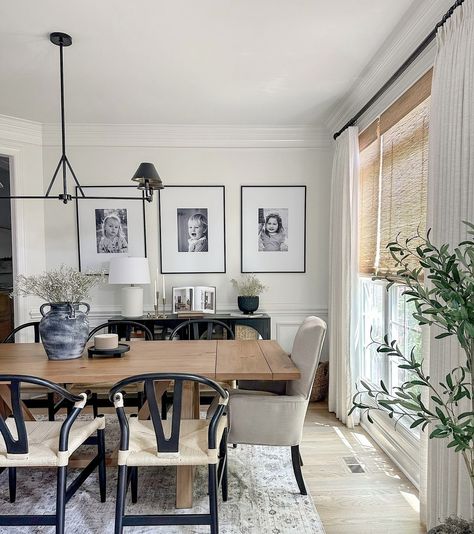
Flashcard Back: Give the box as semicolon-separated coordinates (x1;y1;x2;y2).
160;297;167;319
146;291;162;318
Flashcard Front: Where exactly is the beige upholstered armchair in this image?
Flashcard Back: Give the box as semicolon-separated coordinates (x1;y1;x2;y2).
228;316;327;495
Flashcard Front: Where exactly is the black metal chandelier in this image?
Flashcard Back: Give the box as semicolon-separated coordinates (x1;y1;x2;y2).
2;32;163;204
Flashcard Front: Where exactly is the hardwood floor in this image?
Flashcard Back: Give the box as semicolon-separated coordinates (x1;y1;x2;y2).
302;402;425;534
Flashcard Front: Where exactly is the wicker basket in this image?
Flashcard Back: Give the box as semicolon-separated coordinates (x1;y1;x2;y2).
310;361;329;402
235;325;259;340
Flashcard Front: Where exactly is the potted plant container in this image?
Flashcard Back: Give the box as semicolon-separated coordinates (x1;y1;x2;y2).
12;265;103;360
231;274;267;315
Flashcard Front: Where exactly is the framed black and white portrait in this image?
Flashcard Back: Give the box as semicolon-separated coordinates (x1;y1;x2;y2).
241;185;306;273
159;186;226;273
76;186;147;273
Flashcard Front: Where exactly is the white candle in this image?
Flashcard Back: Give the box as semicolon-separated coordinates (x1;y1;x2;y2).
154;280;157;306
94;333;119;350
162;274;166;299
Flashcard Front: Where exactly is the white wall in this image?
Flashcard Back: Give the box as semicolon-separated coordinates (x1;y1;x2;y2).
0;115;46;330
42;125;333;354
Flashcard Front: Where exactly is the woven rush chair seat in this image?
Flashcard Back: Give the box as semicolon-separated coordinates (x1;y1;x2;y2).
119;416;228;467
0;417;105;467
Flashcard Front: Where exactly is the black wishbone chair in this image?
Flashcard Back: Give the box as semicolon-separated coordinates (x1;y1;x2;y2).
1;322;60;421
162;319;235;419
0;375;106;533
87;320;153;343
68;320;154;417
109;373;229;534
1;321;41;343
169;319;234;341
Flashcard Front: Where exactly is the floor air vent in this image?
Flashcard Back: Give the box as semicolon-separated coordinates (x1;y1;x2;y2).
343;456;365;473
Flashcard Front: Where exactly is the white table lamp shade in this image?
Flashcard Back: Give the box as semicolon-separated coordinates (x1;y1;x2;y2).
108;257;150;318
108;257;151;285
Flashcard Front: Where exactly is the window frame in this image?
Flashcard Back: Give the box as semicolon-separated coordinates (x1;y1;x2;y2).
355;73;432;487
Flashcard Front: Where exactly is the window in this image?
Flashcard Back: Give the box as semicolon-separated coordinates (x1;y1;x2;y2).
358;71;430;413
360;278;422;399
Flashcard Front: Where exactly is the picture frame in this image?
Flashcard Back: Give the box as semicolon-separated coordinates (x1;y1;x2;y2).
76;185;147;273
159;185;226;274
172;286;216;314
241;185;306;273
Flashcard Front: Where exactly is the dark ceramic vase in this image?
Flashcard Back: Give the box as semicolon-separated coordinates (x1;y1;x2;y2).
39;302;90;360
237;296;259;315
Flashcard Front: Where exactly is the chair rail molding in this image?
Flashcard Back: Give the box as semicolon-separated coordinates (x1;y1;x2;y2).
29;305;329;352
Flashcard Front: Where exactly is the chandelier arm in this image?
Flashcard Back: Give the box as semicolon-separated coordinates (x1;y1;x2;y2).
65;157;85;197
0;194;147;201
44;157;65;197
71;196;148;201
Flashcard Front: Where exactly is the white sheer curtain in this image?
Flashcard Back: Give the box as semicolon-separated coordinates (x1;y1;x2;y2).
422;1;474;528
328;127;360;428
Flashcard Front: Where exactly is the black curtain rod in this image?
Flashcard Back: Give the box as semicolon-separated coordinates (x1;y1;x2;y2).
332;0;466;140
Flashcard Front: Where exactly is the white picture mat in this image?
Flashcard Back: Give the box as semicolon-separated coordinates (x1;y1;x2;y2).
76;186;146;273
242;186;306;272
159;186;225;273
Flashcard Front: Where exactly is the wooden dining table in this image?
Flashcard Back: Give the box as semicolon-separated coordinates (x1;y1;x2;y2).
0;339;299;508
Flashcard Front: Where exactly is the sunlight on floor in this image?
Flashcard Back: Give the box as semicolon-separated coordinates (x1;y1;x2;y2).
400;490;420;512
313;421;332;428
333;426;356;450
385;471;402;480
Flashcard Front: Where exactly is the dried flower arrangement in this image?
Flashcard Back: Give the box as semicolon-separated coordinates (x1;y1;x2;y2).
231;274;267;296
11;265;104;303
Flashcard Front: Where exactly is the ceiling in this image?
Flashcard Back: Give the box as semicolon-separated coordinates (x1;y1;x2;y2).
0;0;415;126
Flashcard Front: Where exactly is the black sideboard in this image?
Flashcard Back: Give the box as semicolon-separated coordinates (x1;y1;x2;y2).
108;313;271;340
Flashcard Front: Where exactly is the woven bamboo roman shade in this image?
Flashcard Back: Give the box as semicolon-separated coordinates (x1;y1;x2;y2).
359;70;431;275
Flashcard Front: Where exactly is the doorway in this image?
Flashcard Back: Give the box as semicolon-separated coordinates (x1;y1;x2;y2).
0;156;13;339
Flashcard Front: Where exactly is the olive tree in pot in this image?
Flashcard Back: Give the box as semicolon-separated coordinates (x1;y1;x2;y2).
12;265;104;360
350;223;473;533
231;274;267;314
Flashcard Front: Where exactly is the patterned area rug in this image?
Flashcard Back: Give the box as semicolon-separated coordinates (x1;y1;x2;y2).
0;417;325;534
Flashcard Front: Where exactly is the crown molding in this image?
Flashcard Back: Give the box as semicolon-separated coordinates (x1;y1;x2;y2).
42;123;332;149
326;0;454;134
0;114;43;146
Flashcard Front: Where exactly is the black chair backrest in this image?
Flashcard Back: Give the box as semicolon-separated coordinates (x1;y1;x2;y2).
170;319;234;341
87;320;153;342
110;373;228;453
0;375;85;456
2;322;41;344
